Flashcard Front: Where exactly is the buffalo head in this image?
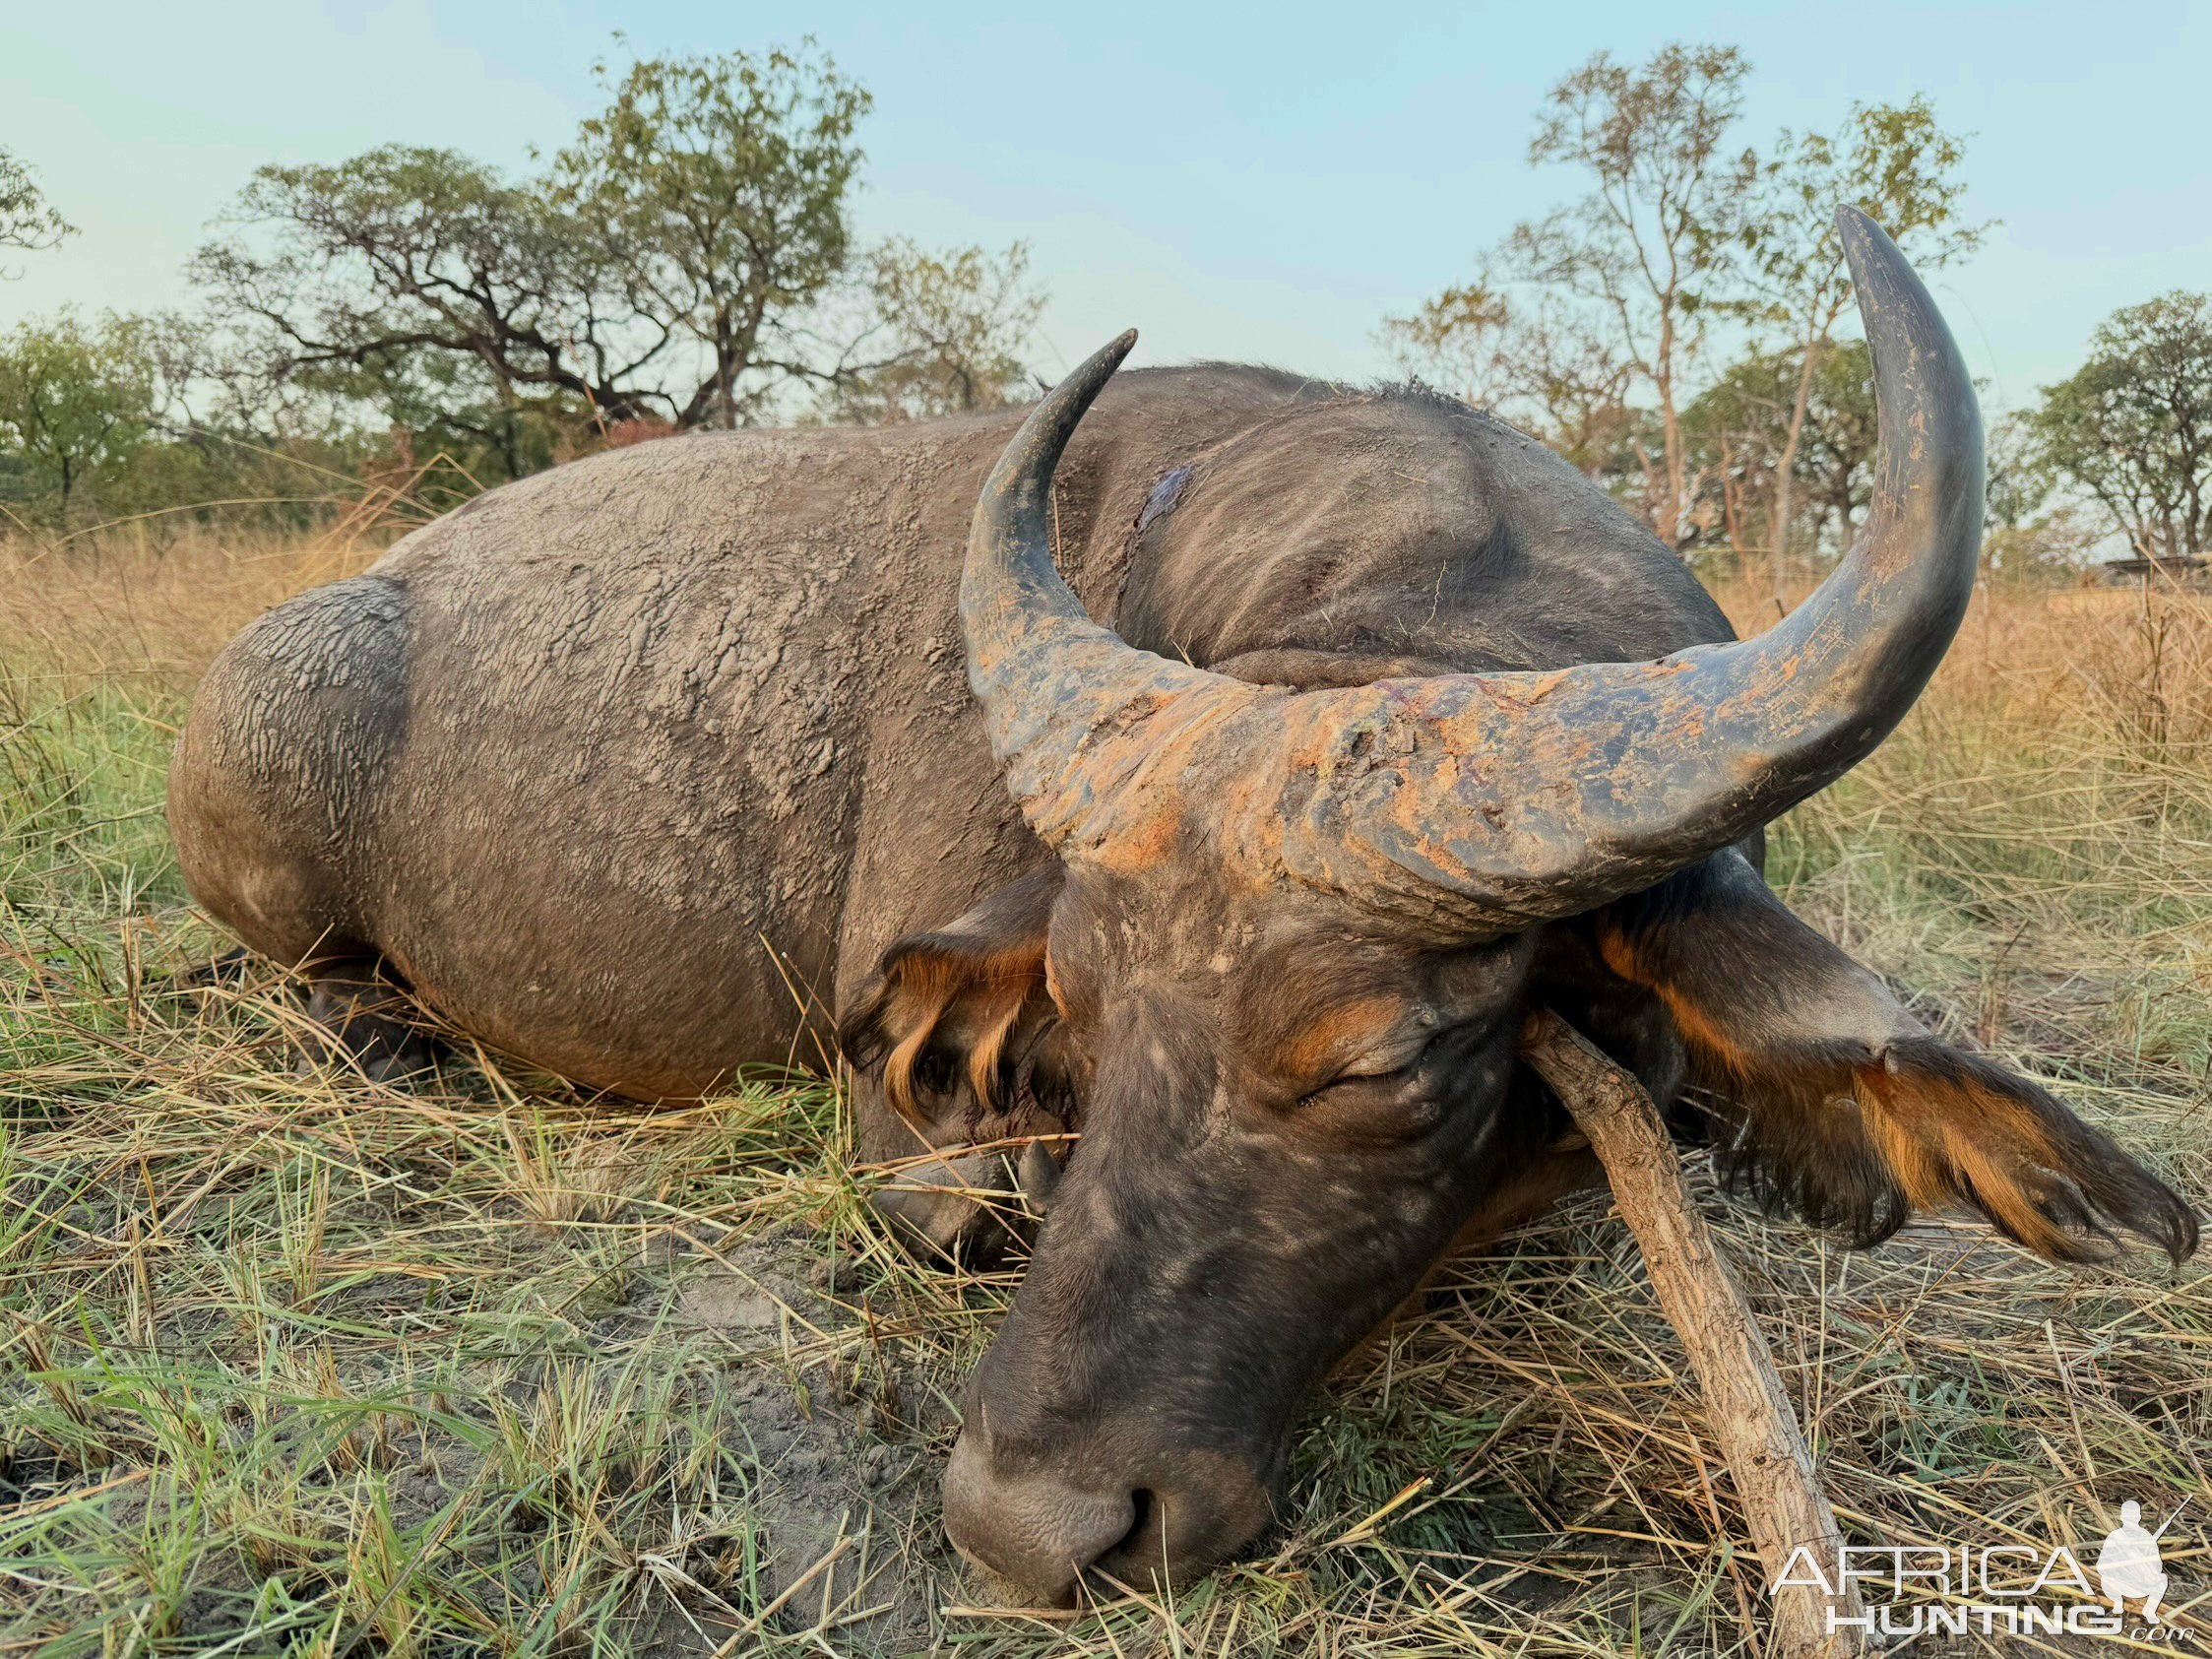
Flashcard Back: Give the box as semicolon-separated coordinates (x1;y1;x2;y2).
925;213;2187;1602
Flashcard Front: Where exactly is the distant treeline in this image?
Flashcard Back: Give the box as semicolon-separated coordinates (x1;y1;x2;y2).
0;43;1046;530
2;40;2206;583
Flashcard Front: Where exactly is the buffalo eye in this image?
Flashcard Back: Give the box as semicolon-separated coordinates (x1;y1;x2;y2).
1303;1021;1440;1094
1294;1028;1454;1126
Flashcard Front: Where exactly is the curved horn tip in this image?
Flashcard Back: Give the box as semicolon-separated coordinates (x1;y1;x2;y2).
1833;207;1896;286
1068;329;1138;391
1831;208;1902;289
1000;329;1138;466
1832;203;1878;240
1832;207;1930;308
962;328;1144;633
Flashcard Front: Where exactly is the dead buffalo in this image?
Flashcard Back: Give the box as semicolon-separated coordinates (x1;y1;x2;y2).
169;212;2194;1604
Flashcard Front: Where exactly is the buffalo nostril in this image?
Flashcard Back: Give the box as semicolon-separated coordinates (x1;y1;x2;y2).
1116;1488;1154;1556
1084;1486;1161;1584
941;1433;1136;1605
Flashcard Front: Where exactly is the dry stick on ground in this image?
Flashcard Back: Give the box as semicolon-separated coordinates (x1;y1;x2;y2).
1519;1007;1865;1659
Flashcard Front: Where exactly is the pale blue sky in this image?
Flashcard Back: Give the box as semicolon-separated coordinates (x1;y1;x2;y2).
3;2;2207;415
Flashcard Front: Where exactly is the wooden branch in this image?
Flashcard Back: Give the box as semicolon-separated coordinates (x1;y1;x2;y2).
1520;1007;1864;1658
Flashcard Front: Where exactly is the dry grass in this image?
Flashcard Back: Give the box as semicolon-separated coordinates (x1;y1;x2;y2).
1;524;385;696
4;531;2209;1656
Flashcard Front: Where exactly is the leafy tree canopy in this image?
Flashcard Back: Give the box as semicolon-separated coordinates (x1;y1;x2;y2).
2027;291;2212;562
0;312;159;520
0;146;74;274
183;40;1044;484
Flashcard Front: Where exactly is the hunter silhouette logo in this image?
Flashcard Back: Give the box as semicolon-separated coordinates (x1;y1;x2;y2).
2097;1500;2181;1624
1772;1499;2196;1640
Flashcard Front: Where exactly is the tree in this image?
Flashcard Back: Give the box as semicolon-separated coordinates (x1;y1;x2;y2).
0;147;74;275
1388;51;1995;566
822;238;1044;422
2027;292;2212;564
185;43;1044;482
192;145;655;472
1732;97;1987;597
1788;340;1880;557
2026;289;2203;566
1680;350;1788;557
1681;341;1877;570
1380;274;1637;481
549;42;869;428
1502;44;1758;545
1980;410;2101;584
0;313;158;518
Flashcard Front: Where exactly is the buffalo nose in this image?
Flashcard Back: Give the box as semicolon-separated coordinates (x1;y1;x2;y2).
941;1431;1136;1605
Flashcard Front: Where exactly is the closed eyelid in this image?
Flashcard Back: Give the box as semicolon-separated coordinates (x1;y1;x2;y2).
1312;1015;1444;1086
1277;994;1413;1079
1334;1027;1438;1079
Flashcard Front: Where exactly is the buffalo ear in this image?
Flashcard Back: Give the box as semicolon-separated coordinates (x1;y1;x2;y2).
839;864;1072;1136
1598;850;2197;1264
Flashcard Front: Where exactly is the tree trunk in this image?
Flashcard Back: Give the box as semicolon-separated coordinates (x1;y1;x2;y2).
1655;310;1683;547
718;333;737;431
1770;338;1822;607
1632;436;1665;536
1720;432;1744;553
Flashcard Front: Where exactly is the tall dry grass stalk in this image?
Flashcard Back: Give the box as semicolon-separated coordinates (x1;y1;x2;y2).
0;526;389;694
